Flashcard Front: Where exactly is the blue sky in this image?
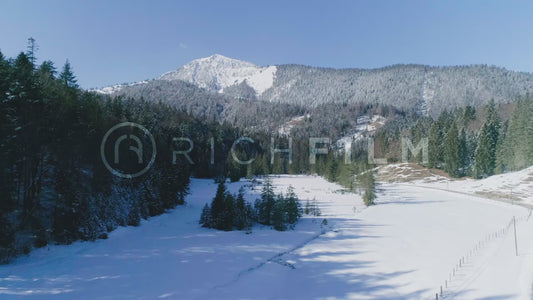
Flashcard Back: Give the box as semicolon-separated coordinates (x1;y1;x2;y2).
1;0;532;89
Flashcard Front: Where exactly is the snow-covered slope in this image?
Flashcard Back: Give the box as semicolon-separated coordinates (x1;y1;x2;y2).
414;165;533;207
1;175;532;299
377;163;533;207
91;81;148;95
159;54;276;96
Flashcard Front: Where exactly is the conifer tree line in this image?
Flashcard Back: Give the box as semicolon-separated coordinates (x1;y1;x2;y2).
200;177;302;232
421;98;532;178
305;97;532;186
0;40;260;262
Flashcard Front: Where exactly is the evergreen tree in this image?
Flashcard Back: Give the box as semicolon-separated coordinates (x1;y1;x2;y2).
210;181;227;229
199;203;212;227
272;194;287;231
0;212;14;262
326;152;339;182
428;121;443;169
285;185;301;226
272;154;284;174
256;176;276;225
26;37;38;66
464;132;478;176
458;128;468;176
246;163;254;180
221;193;235;231
226;151;241;182
59;59;78;88
494;121;508;174
358;171;376;206
474;100;500;178
503;96;533;171
233;188;248;230
253;154;270;176
444;122;461;177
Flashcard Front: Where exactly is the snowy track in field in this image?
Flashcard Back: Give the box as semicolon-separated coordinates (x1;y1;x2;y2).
212;229;326;289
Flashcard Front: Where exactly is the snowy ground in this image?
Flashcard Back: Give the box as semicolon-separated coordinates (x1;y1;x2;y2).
378;164;533;207
1;174;532;299
415;166;533;208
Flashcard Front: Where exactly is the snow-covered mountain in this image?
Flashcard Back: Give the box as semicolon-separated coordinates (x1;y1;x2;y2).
93;54;276;96
94;55;533;118
161;54;276;96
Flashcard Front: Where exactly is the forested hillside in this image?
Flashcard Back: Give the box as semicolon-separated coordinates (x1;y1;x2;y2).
261;64;533;116
106;55;533;119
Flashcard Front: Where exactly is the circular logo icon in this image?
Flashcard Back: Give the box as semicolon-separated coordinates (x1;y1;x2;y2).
100;122;156;178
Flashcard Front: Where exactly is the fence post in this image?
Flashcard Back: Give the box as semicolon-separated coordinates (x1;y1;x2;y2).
514;216;518;256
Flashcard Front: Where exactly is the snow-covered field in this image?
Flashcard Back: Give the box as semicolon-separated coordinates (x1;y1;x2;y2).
378;164;533;207
416;166;533;208
1;173;532;299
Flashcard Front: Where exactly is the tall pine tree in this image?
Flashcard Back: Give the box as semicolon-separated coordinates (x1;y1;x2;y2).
444;123;461;177
474;100;500;178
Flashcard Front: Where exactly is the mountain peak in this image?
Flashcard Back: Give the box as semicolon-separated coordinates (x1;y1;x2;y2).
203;53;237;61
185;54;257;69
159;54;276;95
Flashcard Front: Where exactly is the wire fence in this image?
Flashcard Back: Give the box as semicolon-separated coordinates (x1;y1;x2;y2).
433;211;531;300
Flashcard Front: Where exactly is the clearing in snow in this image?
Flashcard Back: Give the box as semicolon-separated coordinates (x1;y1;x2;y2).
1;174;532;299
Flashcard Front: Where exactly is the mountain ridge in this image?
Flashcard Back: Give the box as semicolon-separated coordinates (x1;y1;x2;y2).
93;55;533;117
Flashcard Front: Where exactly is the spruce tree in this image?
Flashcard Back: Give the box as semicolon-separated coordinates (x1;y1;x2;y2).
272;194;287;231
494;121;508;174
59;59;78;88
199;203;212;227
256;176;275;225
458;128;468;176
428;121;443;169
226;151;241;182
222;193;235;231
246;164;254;180
474;100;500;178
503;96;533;171
358;171;376;206
272;154;284;174
26;37;38;66
326;153;339;182
233;188;247;230
444;123;461;177
210;181;227;229
285;186;301;226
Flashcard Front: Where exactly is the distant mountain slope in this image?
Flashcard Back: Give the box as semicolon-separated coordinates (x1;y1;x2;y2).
95;55;533;117
261;64;533;116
